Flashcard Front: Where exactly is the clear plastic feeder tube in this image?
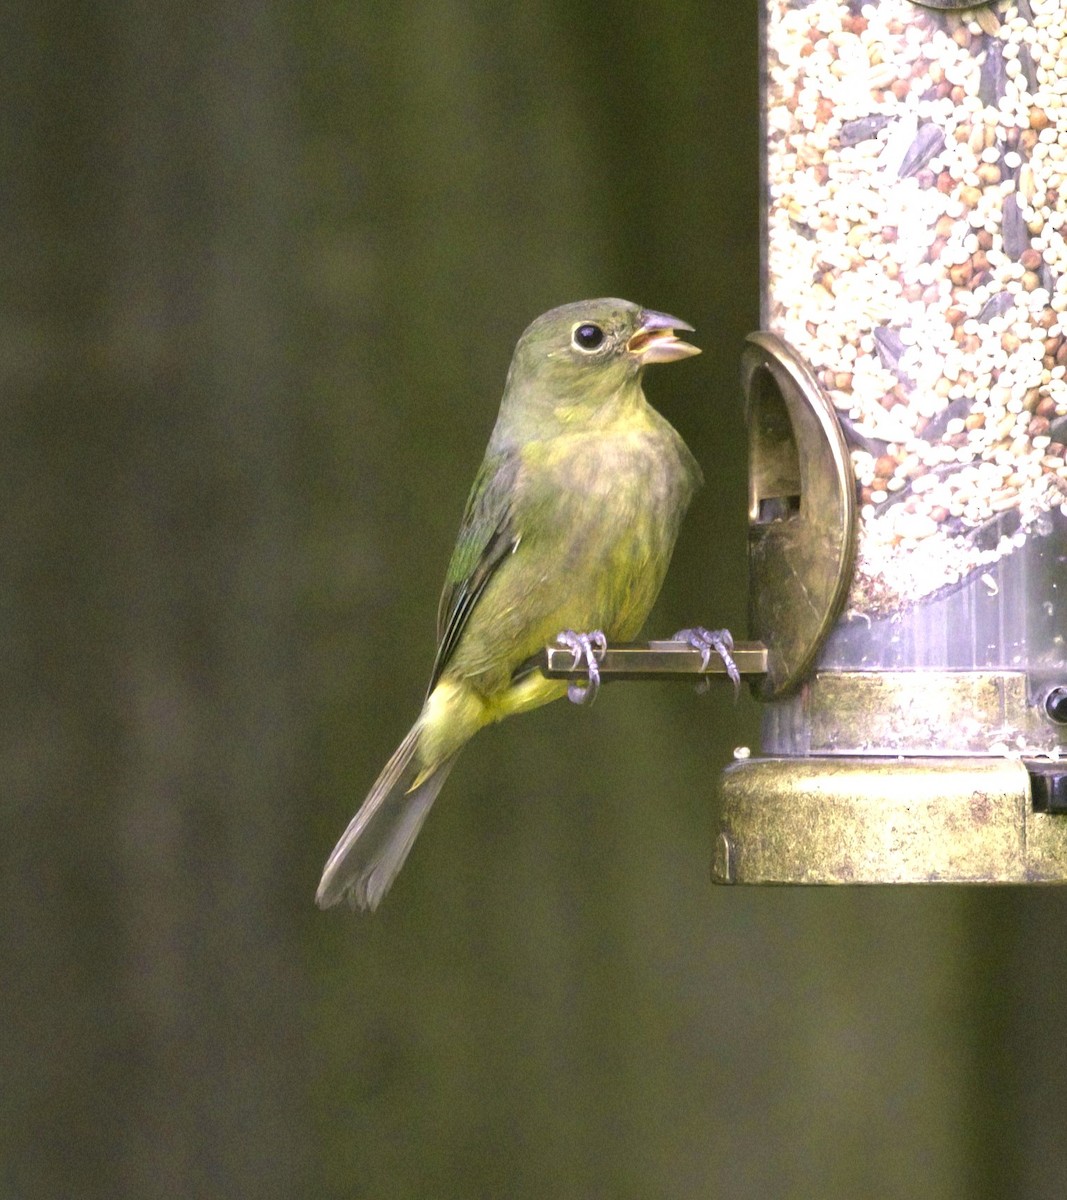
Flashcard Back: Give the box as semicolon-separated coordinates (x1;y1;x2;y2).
761;0;1067;698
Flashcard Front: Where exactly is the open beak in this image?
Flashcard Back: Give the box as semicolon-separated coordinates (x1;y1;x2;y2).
626;309;700;364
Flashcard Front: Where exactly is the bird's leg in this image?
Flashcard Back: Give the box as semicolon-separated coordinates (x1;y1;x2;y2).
671;627;740;695
556;630;608;705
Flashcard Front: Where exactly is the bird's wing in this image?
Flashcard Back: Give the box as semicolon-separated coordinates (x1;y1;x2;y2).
428;451;521;695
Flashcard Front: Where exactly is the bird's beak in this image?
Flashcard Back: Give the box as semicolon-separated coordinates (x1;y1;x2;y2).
626;309;701;363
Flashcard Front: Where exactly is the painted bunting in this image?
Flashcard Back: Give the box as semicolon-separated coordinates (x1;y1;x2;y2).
317;298;728;910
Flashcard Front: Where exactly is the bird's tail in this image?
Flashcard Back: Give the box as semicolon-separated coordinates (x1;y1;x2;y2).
316;725;458;911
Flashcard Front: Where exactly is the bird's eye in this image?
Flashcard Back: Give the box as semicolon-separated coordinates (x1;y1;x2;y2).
572;323;605;351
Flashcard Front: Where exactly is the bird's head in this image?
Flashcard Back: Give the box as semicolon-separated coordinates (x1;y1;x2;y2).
495;298;700;439
520;297;699;380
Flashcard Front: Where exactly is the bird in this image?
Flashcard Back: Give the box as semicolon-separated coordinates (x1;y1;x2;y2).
316;297;734;910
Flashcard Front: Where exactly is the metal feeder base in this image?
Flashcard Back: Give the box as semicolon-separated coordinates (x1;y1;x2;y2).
714;757;1067;885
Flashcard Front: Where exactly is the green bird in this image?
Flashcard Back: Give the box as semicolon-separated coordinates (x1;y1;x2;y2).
317;297;731;911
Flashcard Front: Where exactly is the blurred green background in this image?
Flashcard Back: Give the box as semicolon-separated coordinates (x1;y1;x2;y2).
3;2;1066;1197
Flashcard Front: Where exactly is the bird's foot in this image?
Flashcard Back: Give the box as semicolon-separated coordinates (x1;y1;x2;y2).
671;627;740;695
556;630;608;705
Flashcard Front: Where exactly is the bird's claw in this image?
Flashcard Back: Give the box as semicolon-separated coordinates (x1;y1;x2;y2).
672;626;740;696
556;630;608;705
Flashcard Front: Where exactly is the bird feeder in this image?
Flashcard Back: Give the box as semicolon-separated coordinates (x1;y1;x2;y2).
717;0;1067;884
542;0;1067;885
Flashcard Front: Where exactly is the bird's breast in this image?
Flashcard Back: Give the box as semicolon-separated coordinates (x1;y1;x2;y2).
514;425;699;620
527;427;698;532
